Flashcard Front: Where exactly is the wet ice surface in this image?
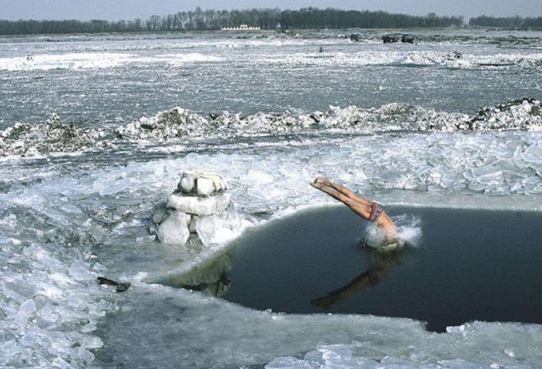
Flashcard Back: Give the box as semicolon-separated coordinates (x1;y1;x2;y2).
1;30;542;368
1;30;542;128
1;115;542;368
3;132;542;368
98;284;542;369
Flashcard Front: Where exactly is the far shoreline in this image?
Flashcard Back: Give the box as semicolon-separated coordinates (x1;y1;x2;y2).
1;26;542;40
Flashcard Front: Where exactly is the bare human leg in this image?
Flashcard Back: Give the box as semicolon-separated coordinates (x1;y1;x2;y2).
311;177;398;241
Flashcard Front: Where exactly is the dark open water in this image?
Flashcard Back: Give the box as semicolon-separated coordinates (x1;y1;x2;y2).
221;206;542;332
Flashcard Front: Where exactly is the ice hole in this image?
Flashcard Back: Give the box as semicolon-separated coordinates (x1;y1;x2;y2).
157;206;542;333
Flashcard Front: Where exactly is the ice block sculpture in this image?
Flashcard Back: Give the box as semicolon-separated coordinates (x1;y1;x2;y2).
152;171;231;246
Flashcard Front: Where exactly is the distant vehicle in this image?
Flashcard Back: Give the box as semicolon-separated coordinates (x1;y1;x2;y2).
382;34;400;43
382;33;415;44
401;34;415;44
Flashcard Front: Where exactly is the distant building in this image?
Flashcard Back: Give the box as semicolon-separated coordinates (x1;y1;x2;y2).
221;24;261;31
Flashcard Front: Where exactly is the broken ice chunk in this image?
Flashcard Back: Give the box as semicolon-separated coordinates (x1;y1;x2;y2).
470;166;503;184
196;176;216;197
318;344;352;361
69;260;96;281
156;211;191;245
193;210;244;246
167;192;231;216
177;170;228;196
17;299;36;325
265;356;302;369
178;172;197;194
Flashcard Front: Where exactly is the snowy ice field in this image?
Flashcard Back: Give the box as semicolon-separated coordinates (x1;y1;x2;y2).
1;29;542;368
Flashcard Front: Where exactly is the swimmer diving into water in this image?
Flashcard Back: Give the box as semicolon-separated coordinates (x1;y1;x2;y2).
310;177;398;244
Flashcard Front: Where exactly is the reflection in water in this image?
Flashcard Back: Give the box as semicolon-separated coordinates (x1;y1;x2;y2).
153;238;405;307
311;248;402;310
177;271;231;297
152;246;235;298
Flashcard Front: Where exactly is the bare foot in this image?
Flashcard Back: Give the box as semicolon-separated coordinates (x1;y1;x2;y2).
313;177;330;185
310;181;323;189
311;177;328;188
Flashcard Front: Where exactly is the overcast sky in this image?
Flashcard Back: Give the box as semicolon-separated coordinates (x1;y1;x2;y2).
1;0;541;22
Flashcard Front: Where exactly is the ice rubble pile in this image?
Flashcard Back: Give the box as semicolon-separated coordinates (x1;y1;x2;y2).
114;107;210;141
150;170;240;247
114;98;542;141
113;104;468;140
0;207;117;368
0;113;108;156
470;98;542;130
1;98;541;156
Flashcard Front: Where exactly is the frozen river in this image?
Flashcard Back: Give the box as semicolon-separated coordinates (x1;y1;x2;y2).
1;29;542;368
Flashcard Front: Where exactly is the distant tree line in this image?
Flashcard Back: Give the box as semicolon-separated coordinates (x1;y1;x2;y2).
274;9;463;29
0;7;466;36
469;15;542;29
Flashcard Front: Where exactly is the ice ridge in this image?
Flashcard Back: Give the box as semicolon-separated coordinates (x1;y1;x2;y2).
1;98;541;156
114;98;541;141
0;113;109;156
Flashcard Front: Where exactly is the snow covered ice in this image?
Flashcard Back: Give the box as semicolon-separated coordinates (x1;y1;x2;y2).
2;122;542;367
1;29;542;369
